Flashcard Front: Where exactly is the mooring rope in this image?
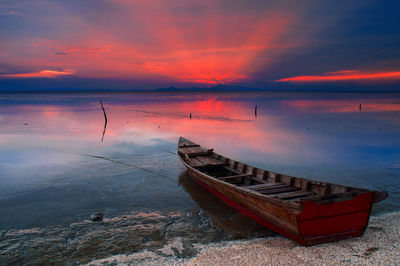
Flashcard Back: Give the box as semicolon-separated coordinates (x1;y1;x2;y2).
76;152;179;183
3;141;181;183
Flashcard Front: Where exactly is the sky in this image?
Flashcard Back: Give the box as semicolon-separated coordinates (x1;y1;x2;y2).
0;0;400;91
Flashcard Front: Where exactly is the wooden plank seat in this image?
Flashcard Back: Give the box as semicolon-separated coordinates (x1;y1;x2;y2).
179;146;206;153
196;156;225;166
189;156;227;168
221;166;268;184
258;186;298;195
242;183;286;191
187;157;207;167
249;176;267;184
187;151;211;157
270;190;314;200
180;146;214;157
179;144;200;148
218;174;251;181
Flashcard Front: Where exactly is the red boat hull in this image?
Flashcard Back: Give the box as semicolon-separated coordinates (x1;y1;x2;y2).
188;173;373;246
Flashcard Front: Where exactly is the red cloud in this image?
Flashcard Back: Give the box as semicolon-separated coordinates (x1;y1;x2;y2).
2;1;321;85
62;45;114;54
0;69;74;78
277;70;400;83
17;4;302;85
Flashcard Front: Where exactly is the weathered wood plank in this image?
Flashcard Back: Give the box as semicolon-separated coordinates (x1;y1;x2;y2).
259;186;298;195
179;146;205;153
179;144;200;148
182;147;214;157
251;176;268;184
187;157;205;167
272;190;313;200
218;174;250;181
196;156;226;166
242;183;285;190
188;152;210;157
179;147;209;157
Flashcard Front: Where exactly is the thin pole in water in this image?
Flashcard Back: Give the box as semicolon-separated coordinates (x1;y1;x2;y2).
100;100;108;142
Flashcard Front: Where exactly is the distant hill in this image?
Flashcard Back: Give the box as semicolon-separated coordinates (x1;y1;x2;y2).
150;84;264;92
0;84;267;93
1;81;399;93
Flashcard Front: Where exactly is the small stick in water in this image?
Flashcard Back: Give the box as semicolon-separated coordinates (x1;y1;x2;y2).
190;113;192;119
100;100;108;124
359;104;362;111
100;100;108;142
255;105;258;118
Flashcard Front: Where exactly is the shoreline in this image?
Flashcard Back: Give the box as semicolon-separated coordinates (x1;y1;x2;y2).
87;211;400;265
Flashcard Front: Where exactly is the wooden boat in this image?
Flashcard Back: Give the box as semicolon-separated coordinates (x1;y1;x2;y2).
178;137;387;246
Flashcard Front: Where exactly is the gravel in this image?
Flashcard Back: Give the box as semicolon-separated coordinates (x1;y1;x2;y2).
86;211;400;265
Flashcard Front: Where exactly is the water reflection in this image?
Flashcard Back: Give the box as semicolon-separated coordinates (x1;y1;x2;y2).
0;92;399;230
281;98;400;113
178;172;274;239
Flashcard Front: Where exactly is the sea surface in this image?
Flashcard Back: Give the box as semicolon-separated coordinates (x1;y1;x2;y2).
0;92;399;264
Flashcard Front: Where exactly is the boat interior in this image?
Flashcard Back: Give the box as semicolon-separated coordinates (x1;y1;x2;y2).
178;138;385;204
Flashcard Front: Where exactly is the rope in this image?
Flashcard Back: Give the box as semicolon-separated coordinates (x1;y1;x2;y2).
3;141;181;183
77;152;179;183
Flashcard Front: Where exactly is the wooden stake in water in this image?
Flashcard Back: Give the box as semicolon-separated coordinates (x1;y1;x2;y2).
100;100;108;142
255;105;258;118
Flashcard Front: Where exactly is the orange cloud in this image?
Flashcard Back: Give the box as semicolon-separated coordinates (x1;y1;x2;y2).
277;70;400;83
61;45;114;54
0;69;74;78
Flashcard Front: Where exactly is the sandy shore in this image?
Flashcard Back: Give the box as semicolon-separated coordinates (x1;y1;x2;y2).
87;211;400;265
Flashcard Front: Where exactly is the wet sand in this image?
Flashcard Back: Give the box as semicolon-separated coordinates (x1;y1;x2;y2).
86;211;400;265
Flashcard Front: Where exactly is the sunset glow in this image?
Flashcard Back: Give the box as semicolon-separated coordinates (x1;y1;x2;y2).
277;70;400;83
0;70;74;78
0;1;313;86
0;0;399;90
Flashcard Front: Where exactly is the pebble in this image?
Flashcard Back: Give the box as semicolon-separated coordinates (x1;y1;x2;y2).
91;213;104;222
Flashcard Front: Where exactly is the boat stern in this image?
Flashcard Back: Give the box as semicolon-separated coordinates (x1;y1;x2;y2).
296;192;375;245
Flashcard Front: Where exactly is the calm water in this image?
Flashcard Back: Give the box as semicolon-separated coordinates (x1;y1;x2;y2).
1;92;400;263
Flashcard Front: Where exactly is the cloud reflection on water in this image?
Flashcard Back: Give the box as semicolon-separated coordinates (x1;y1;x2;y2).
0;92;399;229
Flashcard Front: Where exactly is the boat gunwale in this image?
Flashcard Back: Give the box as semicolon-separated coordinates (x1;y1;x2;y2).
178;137;384;208
179;154;303;211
